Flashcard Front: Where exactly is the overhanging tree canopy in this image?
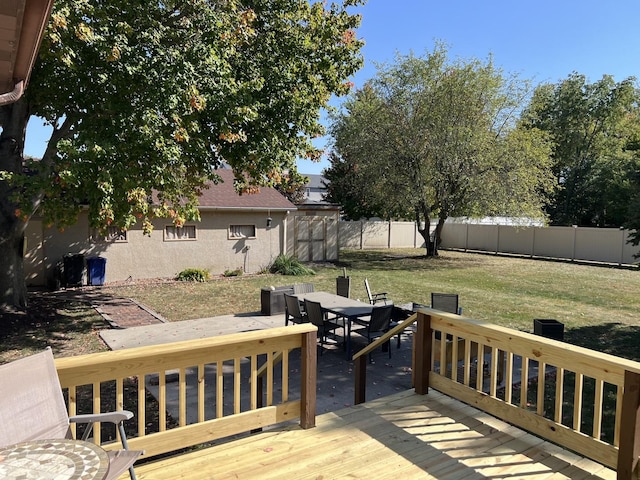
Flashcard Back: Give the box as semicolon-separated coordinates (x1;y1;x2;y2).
0;0;365;311
326;46;554;255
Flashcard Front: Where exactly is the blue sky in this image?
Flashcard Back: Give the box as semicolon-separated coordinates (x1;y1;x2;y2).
25;1;640;175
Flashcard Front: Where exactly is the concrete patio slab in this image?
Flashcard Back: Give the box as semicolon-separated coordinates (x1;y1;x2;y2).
99;312;285;350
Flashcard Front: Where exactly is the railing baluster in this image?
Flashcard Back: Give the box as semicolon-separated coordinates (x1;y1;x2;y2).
116;378;124;440
554;367;564;423
520;357;529;408
234;358;241;414
615;384;624;447
463;339;471;386
216;361;223;419
439;331;447;377
138;375;146;436
490;347;498;397
179;368;186;426
593;378;603;440
536;362;545;416
282;350;289;403
198;364;205;423
574;373;584;431
451;335;459;381
158;372;166;432
68;386;77;438
476;342;485;391
250;355;257;410
266;352;274;407
93;382;101;444
505;352;513;404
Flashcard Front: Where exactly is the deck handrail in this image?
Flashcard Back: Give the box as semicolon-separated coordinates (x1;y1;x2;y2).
55;324;317;459
354;309;640;477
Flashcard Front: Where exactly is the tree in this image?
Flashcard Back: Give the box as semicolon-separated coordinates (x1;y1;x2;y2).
520;73;640;227
0;0;364;311
326;46;554;255
273;170;308;205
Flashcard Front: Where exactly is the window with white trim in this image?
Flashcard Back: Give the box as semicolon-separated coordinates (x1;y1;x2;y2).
164;225;197;241
229;224;256;239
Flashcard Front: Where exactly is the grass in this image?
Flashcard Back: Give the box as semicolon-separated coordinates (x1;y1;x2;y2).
1;248;639;364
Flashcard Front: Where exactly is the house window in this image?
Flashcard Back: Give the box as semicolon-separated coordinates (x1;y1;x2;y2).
92;226;127;243
165;225;197;241
229;224;256;239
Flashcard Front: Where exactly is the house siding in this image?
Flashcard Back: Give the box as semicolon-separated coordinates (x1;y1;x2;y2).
30;210;289;285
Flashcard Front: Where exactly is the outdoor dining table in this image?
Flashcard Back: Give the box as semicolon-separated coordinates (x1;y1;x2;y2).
0;438;110;480
293;291;377;360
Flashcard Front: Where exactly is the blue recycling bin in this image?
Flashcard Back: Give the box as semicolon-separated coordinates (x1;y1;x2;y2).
87;256;106;286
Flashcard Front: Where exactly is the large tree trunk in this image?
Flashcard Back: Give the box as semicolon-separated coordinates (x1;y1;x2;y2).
0;223;27;311
415;203;438;257
0;98;31;311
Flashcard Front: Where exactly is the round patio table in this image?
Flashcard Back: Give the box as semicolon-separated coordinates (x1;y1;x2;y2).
0;438;109;480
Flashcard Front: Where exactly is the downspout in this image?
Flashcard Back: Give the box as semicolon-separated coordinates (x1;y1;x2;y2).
0;80;24;106
282;210;290;255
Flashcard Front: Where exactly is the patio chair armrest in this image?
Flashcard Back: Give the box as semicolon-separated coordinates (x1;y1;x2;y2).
70;410;134;426
372;292;387;299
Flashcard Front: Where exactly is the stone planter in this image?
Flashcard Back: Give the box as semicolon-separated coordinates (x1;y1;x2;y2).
260;285;294;315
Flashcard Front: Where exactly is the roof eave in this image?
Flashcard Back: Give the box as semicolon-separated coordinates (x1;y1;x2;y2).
0;0;55;105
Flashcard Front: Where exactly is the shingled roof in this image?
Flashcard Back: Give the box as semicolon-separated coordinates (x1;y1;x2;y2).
197;169;296;211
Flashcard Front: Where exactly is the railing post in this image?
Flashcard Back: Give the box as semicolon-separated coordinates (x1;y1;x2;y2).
414;311;432;395
300;330;317;429
618;370;640;479
354;355;367;405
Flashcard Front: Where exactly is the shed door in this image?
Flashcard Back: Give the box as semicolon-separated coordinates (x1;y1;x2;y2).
295;216;326;262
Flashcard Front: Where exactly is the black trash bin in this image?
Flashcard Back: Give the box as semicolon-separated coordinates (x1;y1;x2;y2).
87;257;107;286
63;254;85;287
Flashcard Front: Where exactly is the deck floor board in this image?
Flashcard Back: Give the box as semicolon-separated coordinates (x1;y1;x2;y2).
133;389;617;479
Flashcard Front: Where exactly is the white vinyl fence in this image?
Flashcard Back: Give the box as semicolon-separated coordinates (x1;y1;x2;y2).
339;220;640;266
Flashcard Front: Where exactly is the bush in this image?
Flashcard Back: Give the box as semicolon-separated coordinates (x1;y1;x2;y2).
223;268;243;277
269;254;315;276
176;268;210;282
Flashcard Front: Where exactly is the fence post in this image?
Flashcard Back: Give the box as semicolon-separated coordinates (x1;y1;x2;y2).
300;330;317;429
617;370;640;478
414;311;432;395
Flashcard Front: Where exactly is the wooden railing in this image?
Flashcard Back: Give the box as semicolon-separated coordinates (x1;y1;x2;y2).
354;309;640;478
54;324;317;459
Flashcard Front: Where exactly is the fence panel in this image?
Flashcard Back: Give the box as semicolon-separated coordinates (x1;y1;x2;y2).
338;220;639;266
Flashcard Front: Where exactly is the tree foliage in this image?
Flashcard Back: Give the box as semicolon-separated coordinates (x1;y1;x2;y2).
520;73;640;227
326;46;554;254
0;0;364;310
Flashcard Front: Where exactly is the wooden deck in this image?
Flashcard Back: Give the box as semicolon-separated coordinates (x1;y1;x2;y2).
133;389;616;480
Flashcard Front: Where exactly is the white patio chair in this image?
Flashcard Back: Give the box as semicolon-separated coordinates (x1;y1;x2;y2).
0;347;143;480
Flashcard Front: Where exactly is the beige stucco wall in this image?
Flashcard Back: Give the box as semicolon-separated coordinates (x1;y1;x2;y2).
31;210;288;285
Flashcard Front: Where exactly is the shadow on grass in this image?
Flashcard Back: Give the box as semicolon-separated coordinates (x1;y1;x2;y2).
338;249;488;273
565;322;640;362
0;291;107;362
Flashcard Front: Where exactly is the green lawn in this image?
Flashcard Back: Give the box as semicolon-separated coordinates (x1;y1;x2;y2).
103;249;640;361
